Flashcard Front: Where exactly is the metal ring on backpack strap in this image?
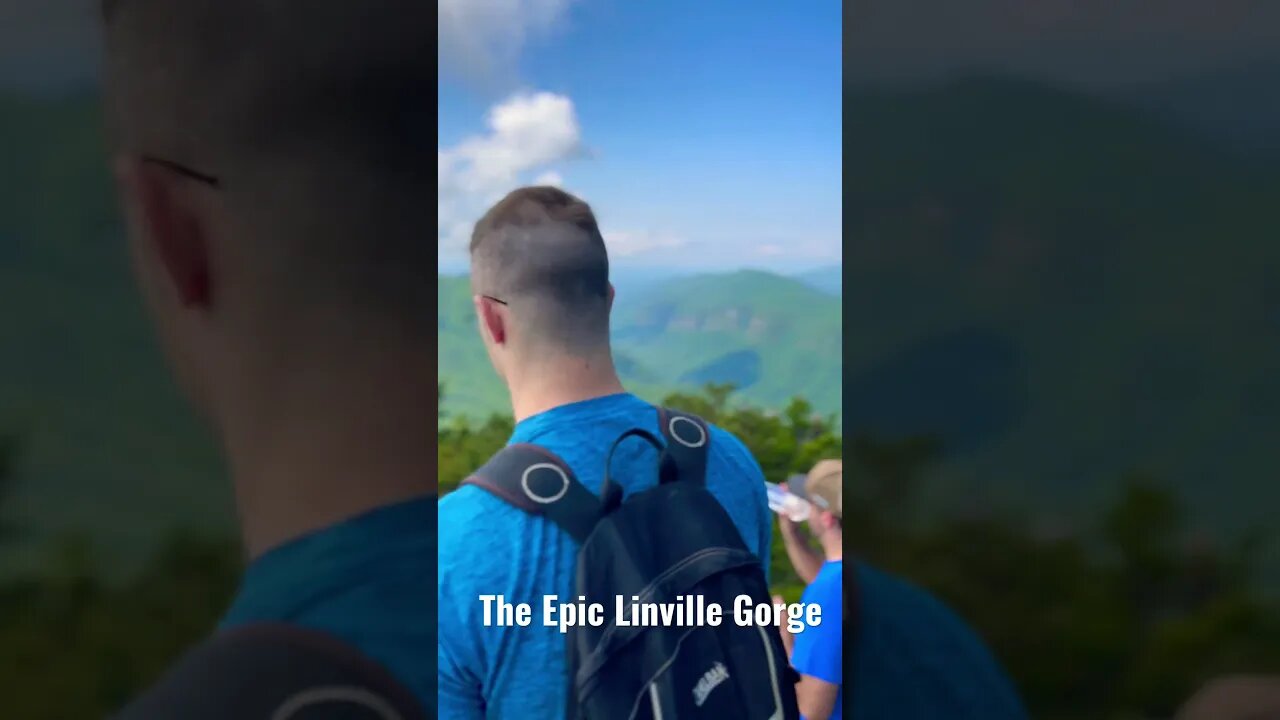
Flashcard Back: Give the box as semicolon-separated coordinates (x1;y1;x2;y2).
667;415;708;448
271;686;403;720
521;462;571;504
462;445;603;543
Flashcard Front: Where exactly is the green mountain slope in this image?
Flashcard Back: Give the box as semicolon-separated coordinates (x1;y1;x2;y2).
437;274;508;418
437;270;844;420
612;270;842;412
794;265;841;296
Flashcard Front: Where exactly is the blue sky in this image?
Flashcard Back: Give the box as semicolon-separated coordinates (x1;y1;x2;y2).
438;0;842;273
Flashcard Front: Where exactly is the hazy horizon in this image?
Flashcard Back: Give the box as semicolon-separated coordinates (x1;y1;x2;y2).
436;259;843;277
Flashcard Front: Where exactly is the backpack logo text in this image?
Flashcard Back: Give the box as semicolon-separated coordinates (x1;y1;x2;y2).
692;662;731;707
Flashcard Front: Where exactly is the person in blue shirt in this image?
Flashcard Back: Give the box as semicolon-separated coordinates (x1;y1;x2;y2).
437;186;774;719
101;2;436;713
775;459;845;720
777;459;1029;720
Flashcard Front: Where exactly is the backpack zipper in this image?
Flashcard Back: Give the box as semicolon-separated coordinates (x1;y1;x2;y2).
754;624;785;720
649;682;664;720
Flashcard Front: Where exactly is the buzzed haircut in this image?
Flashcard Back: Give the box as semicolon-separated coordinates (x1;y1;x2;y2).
470;187;611;352
101;0;435;321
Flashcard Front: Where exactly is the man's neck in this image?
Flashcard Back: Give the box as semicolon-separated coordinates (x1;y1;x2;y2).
821;532;844;563
507;350;626;424
222;355;437;561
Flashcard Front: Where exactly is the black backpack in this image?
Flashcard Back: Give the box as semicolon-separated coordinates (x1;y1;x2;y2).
111;623;431;720
462;406;800;720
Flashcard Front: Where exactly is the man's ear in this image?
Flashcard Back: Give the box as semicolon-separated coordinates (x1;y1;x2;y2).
115;157;212;308
607;283;616;310
475;296;507;345
821;511;838;532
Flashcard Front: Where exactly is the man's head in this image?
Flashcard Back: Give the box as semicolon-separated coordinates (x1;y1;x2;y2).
468;186;613;381
788;459;843;541
101;0;435;423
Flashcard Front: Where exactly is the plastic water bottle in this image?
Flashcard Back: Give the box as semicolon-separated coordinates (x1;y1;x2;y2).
765;482;811;522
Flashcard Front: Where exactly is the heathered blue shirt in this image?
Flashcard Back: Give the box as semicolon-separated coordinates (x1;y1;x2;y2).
850;560;1028;719
220;496;436;715
792;560;843;720
437;393;772;720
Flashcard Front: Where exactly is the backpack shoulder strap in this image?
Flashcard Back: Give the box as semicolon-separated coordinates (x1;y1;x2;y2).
459;443;603;544
656;406;711;484
111;623;429;720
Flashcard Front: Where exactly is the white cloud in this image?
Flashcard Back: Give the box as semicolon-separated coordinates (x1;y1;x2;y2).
533;170;564;187
604;230;688;258
754;244;785;257
437;90;687;268
438;0;574;81
438;91;582;252
446;91;582;194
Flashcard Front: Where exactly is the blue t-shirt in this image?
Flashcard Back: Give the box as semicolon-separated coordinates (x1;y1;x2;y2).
220;496;436;714
437;393;772;720
850;561;1028;719
791;560;844;720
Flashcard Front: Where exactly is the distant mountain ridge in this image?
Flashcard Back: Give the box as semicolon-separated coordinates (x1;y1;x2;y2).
794;265;841;295
439;269;843;420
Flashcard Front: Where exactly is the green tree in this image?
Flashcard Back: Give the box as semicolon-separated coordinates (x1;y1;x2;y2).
1;389;1277;719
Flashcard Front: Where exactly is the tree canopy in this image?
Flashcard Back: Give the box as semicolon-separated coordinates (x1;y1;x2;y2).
0;388;1276;719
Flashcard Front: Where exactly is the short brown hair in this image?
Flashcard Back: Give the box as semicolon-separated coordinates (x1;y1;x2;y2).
102;0;436;322
470;187;611;351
